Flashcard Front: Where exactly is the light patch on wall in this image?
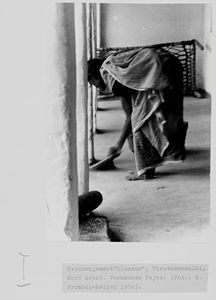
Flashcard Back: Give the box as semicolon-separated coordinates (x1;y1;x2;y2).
141;26;146;31
113;15;120;22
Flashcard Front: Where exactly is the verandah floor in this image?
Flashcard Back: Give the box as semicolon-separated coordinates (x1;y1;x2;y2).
89;96;210;242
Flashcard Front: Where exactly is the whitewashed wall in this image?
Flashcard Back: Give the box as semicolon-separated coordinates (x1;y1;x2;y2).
203;4;213;94
0;2;79;242
100;3;207;90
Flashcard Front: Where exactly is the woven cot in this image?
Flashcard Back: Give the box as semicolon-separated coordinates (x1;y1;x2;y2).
96;39;204;96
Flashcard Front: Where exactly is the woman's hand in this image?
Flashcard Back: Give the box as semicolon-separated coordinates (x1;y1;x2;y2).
107;146;122;158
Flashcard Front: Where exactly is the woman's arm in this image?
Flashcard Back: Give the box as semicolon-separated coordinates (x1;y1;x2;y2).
108;94;133;157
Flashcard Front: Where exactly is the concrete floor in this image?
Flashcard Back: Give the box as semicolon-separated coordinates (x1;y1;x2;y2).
89;96;211;242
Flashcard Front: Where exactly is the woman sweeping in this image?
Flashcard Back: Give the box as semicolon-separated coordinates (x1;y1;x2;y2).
88;47;188;180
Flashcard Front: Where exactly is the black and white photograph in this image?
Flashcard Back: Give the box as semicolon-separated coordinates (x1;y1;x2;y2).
45;2;212;243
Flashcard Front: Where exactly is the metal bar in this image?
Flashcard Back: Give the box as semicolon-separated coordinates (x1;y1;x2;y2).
87;3;97;165
97;39;202;53
92;3;98;134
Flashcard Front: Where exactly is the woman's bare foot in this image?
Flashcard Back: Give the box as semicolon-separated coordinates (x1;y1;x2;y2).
107;146;121;158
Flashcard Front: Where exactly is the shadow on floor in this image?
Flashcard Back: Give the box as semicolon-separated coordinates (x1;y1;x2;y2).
156;166;210;178
107;228;123;242
95;127;121;134
186;147;210;157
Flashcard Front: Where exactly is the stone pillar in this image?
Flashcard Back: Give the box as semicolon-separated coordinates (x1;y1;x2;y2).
46;3;79;241
75;3;89;194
